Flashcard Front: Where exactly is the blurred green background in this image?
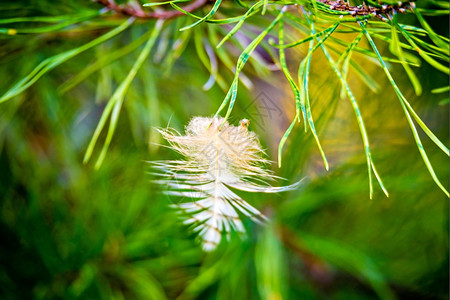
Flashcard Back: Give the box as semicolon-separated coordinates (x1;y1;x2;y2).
0;1;448;299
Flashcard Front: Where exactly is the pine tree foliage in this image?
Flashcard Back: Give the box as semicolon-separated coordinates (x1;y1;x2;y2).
1;0;448;196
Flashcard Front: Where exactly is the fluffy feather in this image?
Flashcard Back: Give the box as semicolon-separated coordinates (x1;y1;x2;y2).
150;117;300;251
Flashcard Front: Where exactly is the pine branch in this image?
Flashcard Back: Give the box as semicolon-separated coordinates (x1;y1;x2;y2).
94;0;207;19
317;0;413;20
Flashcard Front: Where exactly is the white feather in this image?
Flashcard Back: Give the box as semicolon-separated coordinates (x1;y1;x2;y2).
150;117;300;251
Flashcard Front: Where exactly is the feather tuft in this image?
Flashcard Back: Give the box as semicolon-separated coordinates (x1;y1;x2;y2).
150;116;301;251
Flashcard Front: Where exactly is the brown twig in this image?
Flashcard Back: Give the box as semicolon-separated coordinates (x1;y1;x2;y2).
94;0;207;19
95;0;412;22
278;226;334;286
317;0;412;21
